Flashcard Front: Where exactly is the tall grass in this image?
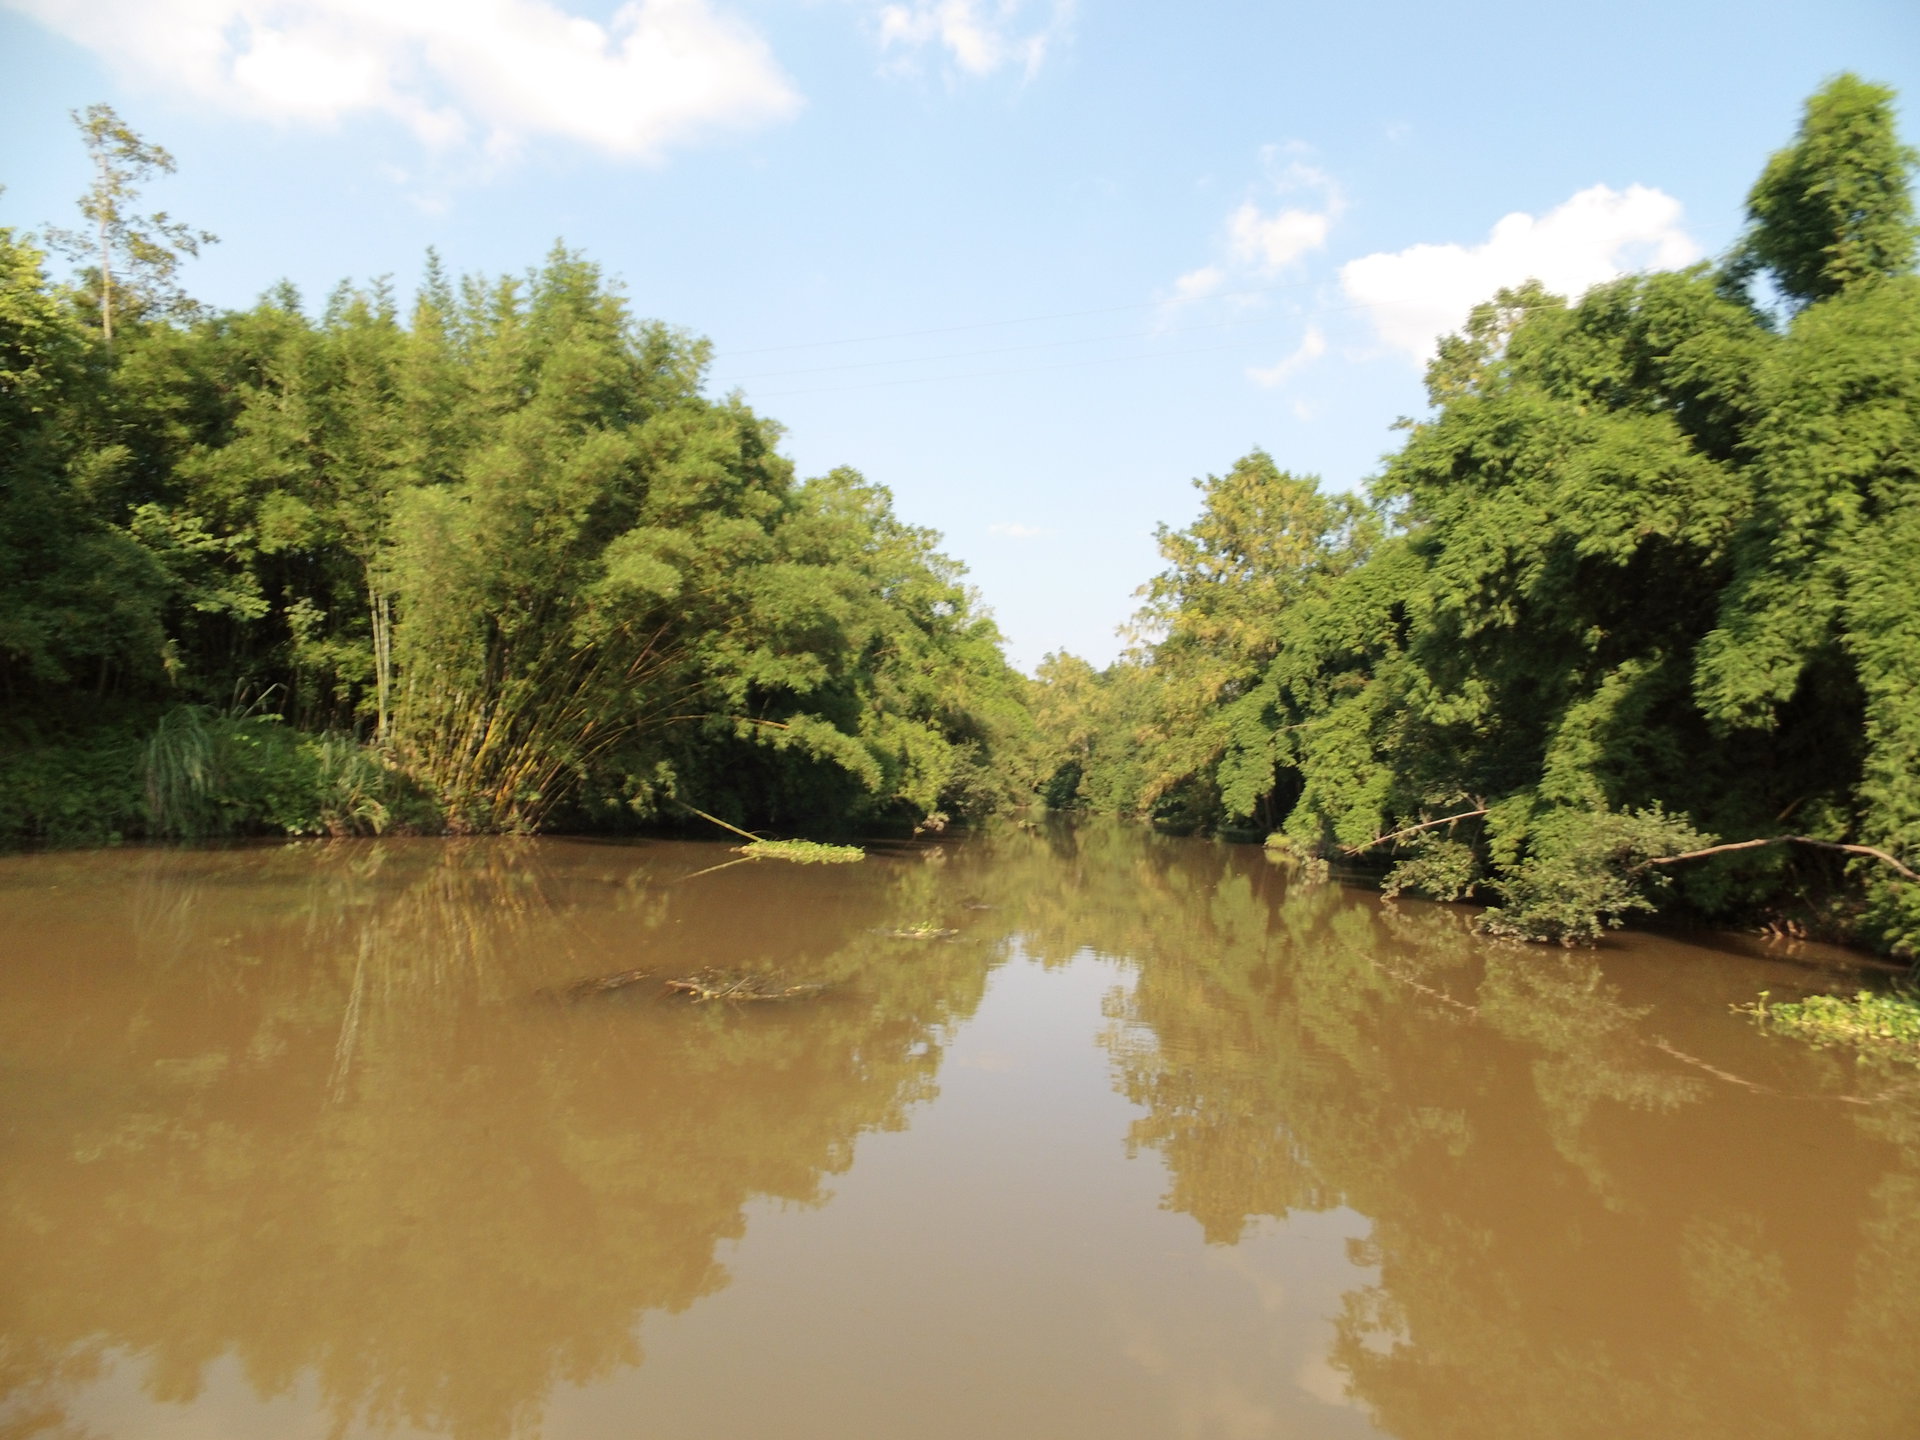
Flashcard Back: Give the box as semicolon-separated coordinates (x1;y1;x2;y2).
310;733;397;836
140;705;431;840
143;706;227;837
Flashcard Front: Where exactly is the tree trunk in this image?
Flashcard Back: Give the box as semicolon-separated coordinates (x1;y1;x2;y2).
96;152;113;344
370;587;392;744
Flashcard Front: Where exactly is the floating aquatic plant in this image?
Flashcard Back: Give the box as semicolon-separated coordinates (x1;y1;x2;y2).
1739;987;1920;1062
737;838;865;864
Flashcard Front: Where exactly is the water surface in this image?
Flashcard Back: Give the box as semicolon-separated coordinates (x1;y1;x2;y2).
3;824;1916;1438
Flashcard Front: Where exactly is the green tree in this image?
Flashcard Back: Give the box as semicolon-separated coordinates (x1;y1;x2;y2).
1728;74;1918;308
1037;77;1920;951
4;112;1034;844
0;225;170;696
1131;453;1367;826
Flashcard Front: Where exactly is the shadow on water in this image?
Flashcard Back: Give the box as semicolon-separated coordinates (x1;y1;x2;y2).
1;820;1916;1438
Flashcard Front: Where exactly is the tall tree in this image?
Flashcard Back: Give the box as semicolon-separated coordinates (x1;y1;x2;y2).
45;104;215;343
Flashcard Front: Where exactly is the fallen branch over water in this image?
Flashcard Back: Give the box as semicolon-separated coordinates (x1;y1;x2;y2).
1643;835;1919;882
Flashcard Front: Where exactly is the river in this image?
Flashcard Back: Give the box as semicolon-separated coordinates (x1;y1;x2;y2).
2;822;1915;1439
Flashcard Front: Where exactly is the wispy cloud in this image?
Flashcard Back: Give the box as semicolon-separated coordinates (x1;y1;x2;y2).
1246;323;1325;388
875;0;1073;80
1340;183;1701;364
989;521;1047;539
5;0;802;161
1168;265;1226;303
1163;148;1342;313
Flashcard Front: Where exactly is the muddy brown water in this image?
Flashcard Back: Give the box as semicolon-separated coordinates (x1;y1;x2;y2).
2;822;1916;1439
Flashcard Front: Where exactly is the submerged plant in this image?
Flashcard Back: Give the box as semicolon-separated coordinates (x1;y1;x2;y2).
663;968;826;1002
882;921;958;940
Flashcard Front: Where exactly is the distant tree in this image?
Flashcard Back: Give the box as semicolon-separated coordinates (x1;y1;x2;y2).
44;103;216;342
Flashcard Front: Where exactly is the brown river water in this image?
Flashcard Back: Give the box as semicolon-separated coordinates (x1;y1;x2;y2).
2;822;1917;1440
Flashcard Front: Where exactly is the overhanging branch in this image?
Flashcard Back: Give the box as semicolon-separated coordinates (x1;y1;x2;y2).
1341;807;1489;857
1644;835;1918;883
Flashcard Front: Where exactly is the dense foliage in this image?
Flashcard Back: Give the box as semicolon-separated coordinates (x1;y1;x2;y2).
1036;76;1920;954
2;150;1033;843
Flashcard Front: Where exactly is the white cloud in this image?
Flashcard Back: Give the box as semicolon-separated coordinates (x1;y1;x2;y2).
1246;323;1325;388
876;0;1072;79
6;0;802;160
989;522;1046;539
1227;201;1331;272
1339;183;1701;364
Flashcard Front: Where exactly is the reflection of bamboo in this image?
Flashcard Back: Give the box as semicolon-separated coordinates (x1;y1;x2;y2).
328;938;369;1103
1647;1037;1873;1105
1647;1038;1773;1094
675;856;754;884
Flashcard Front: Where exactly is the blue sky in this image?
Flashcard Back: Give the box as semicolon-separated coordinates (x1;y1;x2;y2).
3;1;1916;669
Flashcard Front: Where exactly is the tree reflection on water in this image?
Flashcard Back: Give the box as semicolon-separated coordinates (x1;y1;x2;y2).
1090;835;1920;1440
0;838;1002;1439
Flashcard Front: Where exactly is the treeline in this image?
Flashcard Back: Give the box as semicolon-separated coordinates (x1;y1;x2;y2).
1035;76;1920;955
1;129;1032;841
